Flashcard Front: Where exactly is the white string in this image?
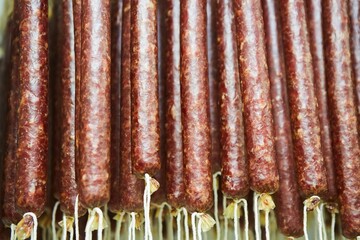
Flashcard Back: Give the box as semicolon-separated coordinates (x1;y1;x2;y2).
265;210;270;240
316;205;324;240
182;208;189;240
303;204;309;240
331;212;336;240
176;210;182;240
103;205;110;240
157;203;165;240
197;214;202;240
10;223;16;240
166;205;174;240
42;225;46;240
61;214;67;240
223;196;228;240
144;174;153;240
115;212;126;240
239;199;249;240
74;195;80;240
70;227;74;240
253;193;261;240
212;172;221;240
23;212;38;240
85;209;95;240
320;204;327;240
128;212;136;240
52;201;60;240
93;207;104;240
191;213;198;240
234;201;240;240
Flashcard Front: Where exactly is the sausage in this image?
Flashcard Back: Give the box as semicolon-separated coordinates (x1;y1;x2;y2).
131;0;161;177
279;0;327;198
152;0;167;204
305;0;337;201
163;0;185;208
78;0;111;208
180;0;213;213
322;0;360;238
2;11;22;226
108;0;123;213
349;0;360;118
73;0;81;184
15;0;49;216
116;0;145;212
234;0;279;194
216;0;249;199
58;0;85;217
207;0;221;173
262;0;303;237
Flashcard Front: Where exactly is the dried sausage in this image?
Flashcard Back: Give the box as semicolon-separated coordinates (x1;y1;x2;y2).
216;0;249;199
322;0;360;237
207;0;221;173
117;0;144;212
181;0;213;213
16;0;49;216
234;0;279;194
131;0;161;177
279;0;327;197
163;0;185;208
59;0;85;217
305;0;337;201
78;0;111;208
108;0;123;213
262;0;303;237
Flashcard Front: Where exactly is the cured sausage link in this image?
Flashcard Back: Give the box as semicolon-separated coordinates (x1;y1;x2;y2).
78;0;111;208
262;0;303;237
180;0;213;213
216;0;249;199
118;0;144;212
234;0;279;194
59;0;85;216
163;0;185;208
108;0;123;213
16;0;49;216
305;0;336;201
279;0;327;197
131;0;161;177
322;0;360;238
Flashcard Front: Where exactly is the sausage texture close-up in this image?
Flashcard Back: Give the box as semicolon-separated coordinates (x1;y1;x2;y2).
279;0;327;198
180;0;213;213
262;0;303;237
216;0;249;199
131;0;160;178
234;0;279;194
322;0;360;238
78;0;111;209
15;0;49;216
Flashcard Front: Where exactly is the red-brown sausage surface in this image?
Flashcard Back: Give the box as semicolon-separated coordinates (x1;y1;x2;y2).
322;0;360;238
2;11;22;226
181;0;213;213
279;0;327;198
234;0;279;194
163;0;185;208
349;0;360;118
131;0;161;177
15;0;49;216
117;0;145;212
262;0;303;237
59;0;85;217
108;0;123;213
207;0;221;173
216;0;249;199
305;0;337;201
78;0;111;208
